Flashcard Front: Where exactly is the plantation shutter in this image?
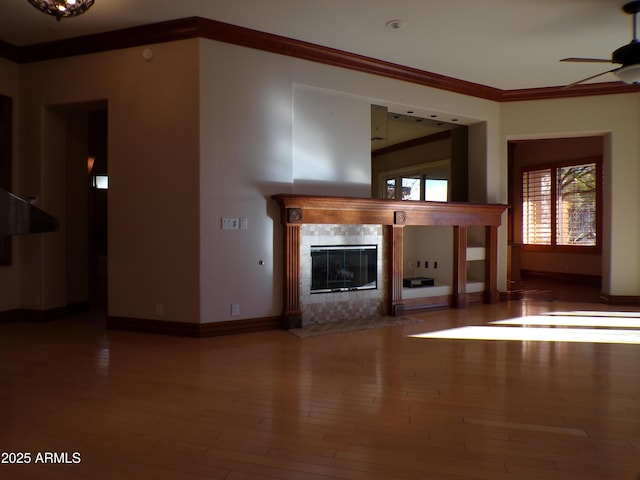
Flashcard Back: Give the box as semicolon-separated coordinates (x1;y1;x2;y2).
522;168;552;245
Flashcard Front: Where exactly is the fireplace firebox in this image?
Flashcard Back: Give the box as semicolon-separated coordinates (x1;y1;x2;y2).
310;245;377;294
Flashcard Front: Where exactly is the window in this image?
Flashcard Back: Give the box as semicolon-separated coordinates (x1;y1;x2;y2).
522;160;600;251
379;160;449;202
384;178;396;199
92;175;109;190
401;176;421;200
385;174;448;201
424;179;449;201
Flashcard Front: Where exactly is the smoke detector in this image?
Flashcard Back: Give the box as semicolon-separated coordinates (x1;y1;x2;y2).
385;20;405;30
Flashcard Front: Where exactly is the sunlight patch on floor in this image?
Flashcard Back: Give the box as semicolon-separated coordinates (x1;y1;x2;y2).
492;315;640;328
410;310;640;344
546;310;640;318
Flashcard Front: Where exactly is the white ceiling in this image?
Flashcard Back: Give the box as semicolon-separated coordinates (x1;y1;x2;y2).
1;0;636;90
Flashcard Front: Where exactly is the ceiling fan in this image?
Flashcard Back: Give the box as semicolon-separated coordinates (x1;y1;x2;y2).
561;0;640;86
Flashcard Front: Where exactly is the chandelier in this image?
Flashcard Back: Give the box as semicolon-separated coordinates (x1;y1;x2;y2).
27;0;95;21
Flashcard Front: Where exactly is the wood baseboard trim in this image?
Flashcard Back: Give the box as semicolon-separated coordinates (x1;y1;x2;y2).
0;302;90;323
599;294;640;306
107;316;201;337
199;316;283;336
107;315;282;337
521;270;602;285
0;309;22;323
403;295;451;311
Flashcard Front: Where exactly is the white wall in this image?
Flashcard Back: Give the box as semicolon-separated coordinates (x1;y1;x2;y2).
199;40;294;323
502;94;640;296
293;86;371;196
403;226;453;286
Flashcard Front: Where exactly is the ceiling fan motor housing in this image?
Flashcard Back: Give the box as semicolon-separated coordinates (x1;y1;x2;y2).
612;1;640;65
612;41;640;65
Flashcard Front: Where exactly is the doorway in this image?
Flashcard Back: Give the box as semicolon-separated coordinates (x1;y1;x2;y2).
507;136;604;302
52;102;108;312
87;108;108;310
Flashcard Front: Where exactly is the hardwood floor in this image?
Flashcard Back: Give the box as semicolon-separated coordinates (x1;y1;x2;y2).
516;273;603;303
1;299;639;480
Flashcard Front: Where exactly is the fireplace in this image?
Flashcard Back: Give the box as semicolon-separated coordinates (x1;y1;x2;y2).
299;224;386;325
310;245;377;294
273;194;506;330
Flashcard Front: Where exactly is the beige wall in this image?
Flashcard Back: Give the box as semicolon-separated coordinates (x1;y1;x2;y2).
16;40;201;321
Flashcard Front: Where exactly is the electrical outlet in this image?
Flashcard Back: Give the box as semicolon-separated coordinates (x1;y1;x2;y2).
155;303;164;317
231;304;240;316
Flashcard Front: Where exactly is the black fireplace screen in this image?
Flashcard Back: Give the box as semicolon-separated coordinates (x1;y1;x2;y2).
310;245;377;293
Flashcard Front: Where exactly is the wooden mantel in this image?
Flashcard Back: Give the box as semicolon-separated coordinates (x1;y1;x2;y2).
272;194;507;329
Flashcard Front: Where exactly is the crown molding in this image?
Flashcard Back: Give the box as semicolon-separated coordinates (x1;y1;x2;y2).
500;81;640;101
0;39;19;63
193;18;504;101
2;16;639;101
16;17;200;63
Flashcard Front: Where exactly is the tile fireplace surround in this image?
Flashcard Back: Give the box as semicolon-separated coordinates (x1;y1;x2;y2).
272;194;506;330
300;224;386;326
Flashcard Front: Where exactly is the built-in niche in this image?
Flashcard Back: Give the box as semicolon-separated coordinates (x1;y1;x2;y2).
370;105;475;308
370;105;468;202
402;225;487;308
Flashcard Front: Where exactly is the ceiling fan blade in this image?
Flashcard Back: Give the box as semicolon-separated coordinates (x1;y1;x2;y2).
563;68;620;88
560;57;613;63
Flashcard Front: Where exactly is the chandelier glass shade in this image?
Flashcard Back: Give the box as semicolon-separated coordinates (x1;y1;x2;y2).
27;0;95;21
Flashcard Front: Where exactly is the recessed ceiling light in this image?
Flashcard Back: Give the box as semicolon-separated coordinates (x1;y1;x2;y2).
385;20;405;30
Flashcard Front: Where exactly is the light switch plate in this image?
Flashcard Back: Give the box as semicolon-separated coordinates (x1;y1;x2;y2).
222;217;239;230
